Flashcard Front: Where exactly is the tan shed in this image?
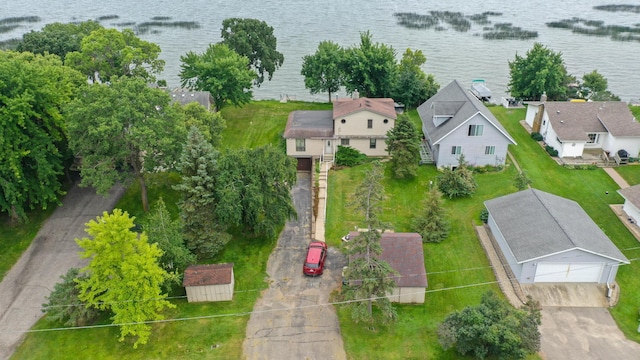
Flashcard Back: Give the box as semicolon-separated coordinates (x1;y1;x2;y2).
183;263;234;302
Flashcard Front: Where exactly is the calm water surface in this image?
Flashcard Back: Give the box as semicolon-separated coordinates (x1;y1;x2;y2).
1;0;639;102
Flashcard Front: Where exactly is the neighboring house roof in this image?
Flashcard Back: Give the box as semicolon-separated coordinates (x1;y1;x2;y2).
417;80;516;145
333;97;397;120
282;110;333;138
170;90;214;110
484;189;629;264
183;263;234;287
538;101;640;142
349;232;427;288
619;184;640;209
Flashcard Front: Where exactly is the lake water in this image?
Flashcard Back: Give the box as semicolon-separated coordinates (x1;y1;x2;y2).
1;0;639;102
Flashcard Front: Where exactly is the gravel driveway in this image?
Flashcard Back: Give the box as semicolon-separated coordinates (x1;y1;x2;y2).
243;172;347;360
0;184;124;360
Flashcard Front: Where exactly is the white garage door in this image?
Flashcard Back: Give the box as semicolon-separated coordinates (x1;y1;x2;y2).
534;263;603;283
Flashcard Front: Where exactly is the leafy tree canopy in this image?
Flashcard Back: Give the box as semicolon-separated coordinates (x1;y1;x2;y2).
508;42;569;101
76;209;175;348
437;155;478;198
179;43;256;110
174;102;226;148
0;50;84;221
220;18;284;87
342;31;397;98
17;20;103;60
579;70;620;101
65;77;186;212
301;40;345;102
385;113;422;179
65;28;164;82
392;48;439;108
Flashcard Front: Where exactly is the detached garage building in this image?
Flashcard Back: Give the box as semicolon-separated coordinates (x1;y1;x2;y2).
484;189;629;284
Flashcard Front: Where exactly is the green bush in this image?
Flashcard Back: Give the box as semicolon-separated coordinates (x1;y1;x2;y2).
545;145;558;157
479;209;489;223
531;132;543;141
335;145;367;167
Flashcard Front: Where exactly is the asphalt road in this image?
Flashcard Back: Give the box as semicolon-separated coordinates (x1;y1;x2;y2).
243;172;347;360
0;184;124;360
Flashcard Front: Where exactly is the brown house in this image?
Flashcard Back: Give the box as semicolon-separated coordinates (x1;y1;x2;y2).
183;263;234;302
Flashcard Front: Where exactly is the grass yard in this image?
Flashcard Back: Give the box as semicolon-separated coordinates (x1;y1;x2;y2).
615;165;640;186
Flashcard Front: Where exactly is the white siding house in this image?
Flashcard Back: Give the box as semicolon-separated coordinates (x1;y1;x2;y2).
183;263;234;302
619;185;640;225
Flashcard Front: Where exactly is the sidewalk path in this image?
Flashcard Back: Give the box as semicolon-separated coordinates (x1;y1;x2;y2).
603;167;630;189
0;184;124;360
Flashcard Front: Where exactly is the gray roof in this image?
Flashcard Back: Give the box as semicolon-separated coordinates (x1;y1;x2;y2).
484;189;629;264
283;110;334;138
417;80;515;145
619;184;640;209
539;102;640;142
170;90;213;110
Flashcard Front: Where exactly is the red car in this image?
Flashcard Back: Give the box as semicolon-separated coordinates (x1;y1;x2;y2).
303;241;327;276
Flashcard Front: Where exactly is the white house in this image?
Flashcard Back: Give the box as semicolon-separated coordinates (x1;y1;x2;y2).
618;184;640;225
524;101;640;159
417;80;516;168
283;97;397;170
484;189;629;284
183;263;234;302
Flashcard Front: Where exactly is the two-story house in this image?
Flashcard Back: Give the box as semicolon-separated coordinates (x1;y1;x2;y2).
283;96;397;170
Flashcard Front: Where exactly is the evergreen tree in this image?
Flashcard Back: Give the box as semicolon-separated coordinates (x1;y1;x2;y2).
42;268;103;326
513;170;532;190
342;162;398;324
385;114;422;179
413;187;449;243
174;127;230;259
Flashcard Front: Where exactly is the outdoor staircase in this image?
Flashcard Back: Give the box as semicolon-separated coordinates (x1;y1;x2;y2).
419;143;434;164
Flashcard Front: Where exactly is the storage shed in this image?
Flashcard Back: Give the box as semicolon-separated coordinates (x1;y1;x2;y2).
183;263;234;302
484;189;628;284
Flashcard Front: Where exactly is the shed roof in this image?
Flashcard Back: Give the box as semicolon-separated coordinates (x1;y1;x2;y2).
170;90;213;109
183;263;234;287
417;80;515;145
484;189;628;264
333;97;397;120
619;184;640;209
349;232;427;287
282;110;334;138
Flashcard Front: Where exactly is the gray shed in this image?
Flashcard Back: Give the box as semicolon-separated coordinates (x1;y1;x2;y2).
484;189;628;284
183;263;234;302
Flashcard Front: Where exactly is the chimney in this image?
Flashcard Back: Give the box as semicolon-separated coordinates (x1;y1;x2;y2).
352;89;359;99
540;92;547;102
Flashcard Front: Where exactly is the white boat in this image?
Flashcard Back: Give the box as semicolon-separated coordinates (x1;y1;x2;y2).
471;79;491;101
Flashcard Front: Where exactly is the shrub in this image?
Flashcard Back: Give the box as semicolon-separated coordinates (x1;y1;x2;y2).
479;209;489;223
545;145;558;157
531;132;543;141
335;145;367;167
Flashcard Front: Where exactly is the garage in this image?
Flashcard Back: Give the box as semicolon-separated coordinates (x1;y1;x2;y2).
296;157;312;171
534;263;604;283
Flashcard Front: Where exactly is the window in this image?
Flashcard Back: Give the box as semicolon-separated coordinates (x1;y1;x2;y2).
370;138;377;149
383;119;389;124
587;133;599;144
341;138;350;146
485;146;495;155
468;124;484;136
367;119;373;128
341;119;346;124
451;146;461;155
296;139;305;152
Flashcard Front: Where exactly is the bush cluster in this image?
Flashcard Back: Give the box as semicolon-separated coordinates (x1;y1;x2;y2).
545;145;558;157
531;132;543;141
335;145;367;167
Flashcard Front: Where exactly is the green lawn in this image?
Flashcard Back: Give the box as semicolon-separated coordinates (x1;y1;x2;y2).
615;165;640;186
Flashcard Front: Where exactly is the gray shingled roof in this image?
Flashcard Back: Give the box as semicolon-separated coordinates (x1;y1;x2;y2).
170;90;213;109
417;80;515;145
484;189;629;263
619;184;640;209
348;232;427;287
283;110;334;138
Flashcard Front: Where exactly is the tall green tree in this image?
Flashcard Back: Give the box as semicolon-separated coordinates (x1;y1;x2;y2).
65;77;186;212
580;70;620;101
437;155;477;198
76;209;175;348
342;161;397;324
412;187;449;243
215;145;297;239
392;48;439;108
179;43;256;110
175;102;226;148
385;114;421;179
17;20;103;60
65;28;164;82
301;40;345;102
142;198;195;284
42;268;103;326
342;31;397;98
438;291;541;359
220;18;284;87
508;42;569;101
174;127;230;259
0;51;84;221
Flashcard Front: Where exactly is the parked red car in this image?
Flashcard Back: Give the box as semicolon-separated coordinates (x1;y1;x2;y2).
303;241;327;276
